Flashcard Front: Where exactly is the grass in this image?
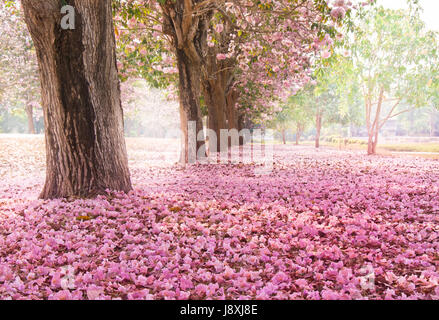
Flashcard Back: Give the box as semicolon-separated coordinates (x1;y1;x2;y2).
378;143;439;153
299;140;439;159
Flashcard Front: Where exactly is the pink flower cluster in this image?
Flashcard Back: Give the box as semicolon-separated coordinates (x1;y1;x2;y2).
0;138;438;300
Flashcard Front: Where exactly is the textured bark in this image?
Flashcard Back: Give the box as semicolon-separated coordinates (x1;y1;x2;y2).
203;79;226;152
25;104;36;134
22;0;132;199
226;89;239;131
161;0;210;163
237;115;246;146
176;49;205;163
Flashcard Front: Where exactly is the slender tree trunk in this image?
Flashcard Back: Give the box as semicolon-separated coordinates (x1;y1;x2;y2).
281;129;286;145
176;49;205;163
238;115;246;146
372;129;379;154
22;0;132;199
315;112;322;149
25;103;36;134
295;123;304;146
366;87;384;155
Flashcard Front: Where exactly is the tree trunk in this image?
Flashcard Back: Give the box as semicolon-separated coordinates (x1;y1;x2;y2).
281;129;286;145
225;88;240;148
295;123;304;146
237;115;246;146
25;103;36;134
367;132;379;155
160;0;210;164
22;0;132;199
315;112;322;149
176;49;205;163
226;89;239;130
203;79;226;153
366;87;384;155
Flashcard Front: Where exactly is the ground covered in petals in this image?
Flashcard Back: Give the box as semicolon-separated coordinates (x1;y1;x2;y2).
0;135;439;300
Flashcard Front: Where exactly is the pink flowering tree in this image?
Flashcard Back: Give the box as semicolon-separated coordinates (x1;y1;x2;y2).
113;0;357;158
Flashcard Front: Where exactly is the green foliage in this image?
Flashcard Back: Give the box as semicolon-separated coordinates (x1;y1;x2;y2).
112;0;177;89
348;5;438;108
270;86;314;132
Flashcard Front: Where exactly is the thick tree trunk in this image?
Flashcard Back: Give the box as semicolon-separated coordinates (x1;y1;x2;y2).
25;104;36;134
203;80;226;153
22;0;132;199
160;0;210;164
315;112;322;149
226;89;239;130
176;49;205;163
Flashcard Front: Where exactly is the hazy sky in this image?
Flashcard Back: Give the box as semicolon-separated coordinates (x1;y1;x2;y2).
378;0;439;31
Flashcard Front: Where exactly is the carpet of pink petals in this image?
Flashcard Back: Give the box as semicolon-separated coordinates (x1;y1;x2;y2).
1;135;439;300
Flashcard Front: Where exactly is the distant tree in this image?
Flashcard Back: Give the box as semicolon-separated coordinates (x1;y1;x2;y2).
344;5;439;154
272;88;314;145
0;1;40;134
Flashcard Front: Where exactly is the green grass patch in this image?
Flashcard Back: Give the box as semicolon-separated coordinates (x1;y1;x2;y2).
378;143;439;153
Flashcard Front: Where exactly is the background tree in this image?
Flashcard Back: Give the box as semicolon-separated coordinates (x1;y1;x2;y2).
272;88;314;145
344;5;439;154
0;1;40;134
113;0;355;159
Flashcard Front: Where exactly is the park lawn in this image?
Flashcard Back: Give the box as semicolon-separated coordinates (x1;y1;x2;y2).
378;143;439;153
299;140;439;159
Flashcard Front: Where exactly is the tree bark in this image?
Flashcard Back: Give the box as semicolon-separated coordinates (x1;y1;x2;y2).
366;87;384;155
176;49;205;163
25;103;36;134
22;0;132;199
315;111;322;149
237;115;246;146
160;1;210;164
226;89;239;131
203;79;226;153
